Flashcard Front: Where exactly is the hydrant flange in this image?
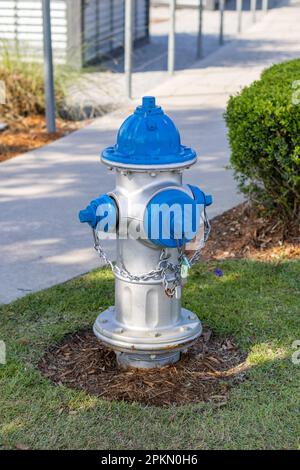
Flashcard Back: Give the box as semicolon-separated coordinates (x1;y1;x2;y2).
93;306;202;368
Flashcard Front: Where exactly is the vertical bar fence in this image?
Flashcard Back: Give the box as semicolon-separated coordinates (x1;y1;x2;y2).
125;0;134;99
168;0;176;74
197;0;204;59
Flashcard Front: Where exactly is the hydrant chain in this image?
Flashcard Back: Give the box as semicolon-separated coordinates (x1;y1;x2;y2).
92;203;210;297
92;228;182;297
188;207;211;265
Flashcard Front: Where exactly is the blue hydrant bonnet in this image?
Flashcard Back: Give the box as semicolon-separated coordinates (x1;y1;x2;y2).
101;96;197;168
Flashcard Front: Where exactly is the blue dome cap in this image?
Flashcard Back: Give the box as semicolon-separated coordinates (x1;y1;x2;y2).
102;96;197;167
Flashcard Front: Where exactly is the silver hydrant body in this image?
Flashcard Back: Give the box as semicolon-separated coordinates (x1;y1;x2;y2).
79;97;212;368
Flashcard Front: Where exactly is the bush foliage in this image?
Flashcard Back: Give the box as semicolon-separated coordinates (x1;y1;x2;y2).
225;59;300;222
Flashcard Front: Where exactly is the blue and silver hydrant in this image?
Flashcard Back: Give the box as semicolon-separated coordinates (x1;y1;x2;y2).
79;96;212;368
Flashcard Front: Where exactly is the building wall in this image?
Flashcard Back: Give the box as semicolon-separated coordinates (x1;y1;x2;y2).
151;0;218;10
0;0;150;66
82;0;150;65
0;0;68;63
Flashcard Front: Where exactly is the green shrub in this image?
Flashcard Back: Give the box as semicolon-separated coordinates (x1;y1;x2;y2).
224;59;300;222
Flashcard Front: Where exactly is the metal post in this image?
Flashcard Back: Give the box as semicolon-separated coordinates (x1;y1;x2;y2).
251;0;257;23
219;0;225;46
196;0;203;59
125;0;133;99
237;0;242;34
13;0;18;52
42;0;56;133
262;0;269;13
168;0;176;74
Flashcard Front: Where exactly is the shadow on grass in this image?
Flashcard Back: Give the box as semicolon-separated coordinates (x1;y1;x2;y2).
0;258;299;448
1;258;298;366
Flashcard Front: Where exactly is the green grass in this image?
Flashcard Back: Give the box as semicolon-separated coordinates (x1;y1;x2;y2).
0;259;299;450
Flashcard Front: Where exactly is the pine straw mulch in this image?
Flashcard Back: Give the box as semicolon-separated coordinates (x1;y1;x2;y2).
200;202;300;262
39;329;248;407
0;115;84;163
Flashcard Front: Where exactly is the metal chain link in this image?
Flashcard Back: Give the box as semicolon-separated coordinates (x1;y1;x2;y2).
92;208;211;298
187;207;211;265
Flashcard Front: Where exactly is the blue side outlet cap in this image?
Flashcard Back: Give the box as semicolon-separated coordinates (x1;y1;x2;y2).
144;189;201;248
79;206;97;227
205;194;213;206
188;185;213;207
79;194;117;231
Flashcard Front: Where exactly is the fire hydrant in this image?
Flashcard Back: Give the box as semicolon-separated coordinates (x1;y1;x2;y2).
79;96;212;368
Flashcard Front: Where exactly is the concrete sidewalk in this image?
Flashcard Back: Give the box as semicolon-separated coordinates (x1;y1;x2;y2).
71;0;263;109
1;0;300;304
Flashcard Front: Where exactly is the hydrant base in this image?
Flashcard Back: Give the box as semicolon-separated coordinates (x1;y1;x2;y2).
93;306;202;368
116;350;181;369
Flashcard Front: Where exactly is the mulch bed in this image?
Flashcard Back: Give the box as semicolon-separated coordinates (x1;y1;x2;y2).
39;329;247;407
200;203;300;261
38;202;299;407
0;115;84;162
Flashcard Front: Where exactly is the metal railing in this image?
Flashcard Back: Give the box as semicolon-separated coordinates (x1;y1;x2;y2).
125;0;273;97
42;0;274;130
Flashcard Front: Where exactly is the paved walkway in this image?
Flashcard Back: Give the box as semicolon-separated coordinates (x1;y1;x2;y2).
1;0;300;304
67;1;266;111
